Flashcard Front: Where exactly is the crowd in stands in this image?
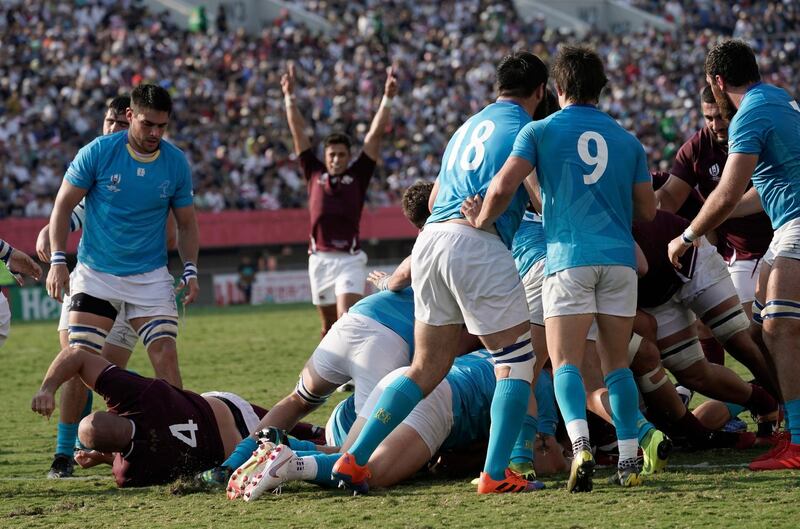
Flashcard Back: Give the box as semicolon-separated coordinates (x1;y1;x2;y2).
1;0;799;218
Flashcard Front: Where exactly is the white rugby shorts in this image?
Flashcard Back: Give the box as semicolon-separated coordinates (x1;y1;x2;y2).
359;366;454;457
70;263;178;320
642;239;737;339
764;218;800;266
308;250;368;306
726;251;762;305
543;265;637;319
0;292;10;348
310;312;410;412
59;292;138;351
412;223;529;335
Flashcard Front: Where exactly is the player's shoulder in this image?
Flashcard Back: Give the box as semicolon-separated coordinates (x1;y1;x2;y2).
157;137;187;159
84;131;126;153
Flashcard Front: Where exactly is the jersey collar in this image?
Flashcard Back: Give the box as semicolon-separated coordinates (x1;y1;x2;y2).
126;143;161;163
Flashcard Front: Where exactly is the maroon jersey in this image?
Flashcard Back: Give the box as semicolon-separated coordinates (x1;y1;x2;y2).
95;367;225;487
299;149;376;253
651;170;704;221
671;127;773;260
633;210;697;308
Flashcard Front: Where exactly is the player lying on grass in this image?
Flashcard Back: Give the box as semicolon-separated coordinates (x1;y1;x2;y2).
234;351;547;499
31;347;324;487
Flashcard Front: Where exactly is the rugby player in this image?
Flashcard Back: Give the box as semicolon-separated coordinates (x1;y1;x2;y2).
332;51;549;495
469;45;656;490
0;239;42;347
197;181;431;489
45;84;197;392
669;40;800;470
240;351;545;499
282;62;397;336
30;348;324;487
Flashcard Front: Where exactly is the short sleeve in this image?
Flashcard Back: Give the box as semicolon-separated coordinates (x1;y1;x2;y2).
670;140;698;186
65;140;99;189
510;122;538;166
729;107;770;155
349;152;377;189
94;366;150;413
171;156;194;209
298;149;324;181
634;142;651;184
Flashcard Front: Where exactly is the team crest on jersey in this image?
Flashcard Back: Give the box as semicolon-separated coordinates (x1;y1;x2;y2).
318;173;329;185
709;163;720;180
341;175;353;185
159;180;170;199
106;173;122;192
137;167;146;177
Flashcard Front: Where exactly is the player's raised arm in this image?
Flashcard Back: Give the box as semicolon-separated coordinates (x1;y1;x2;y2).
362;66;398;161
47;181;87;302
32;348;111;418
282;62;312;155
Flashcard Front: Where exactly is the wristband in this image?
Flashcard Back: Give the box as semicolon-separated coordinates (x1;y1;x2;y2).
680;227;698;245
380;95;393;109
180;261;198;285
285;94;296;107
377;275;391;291
50;251;67;266
0;239;13;266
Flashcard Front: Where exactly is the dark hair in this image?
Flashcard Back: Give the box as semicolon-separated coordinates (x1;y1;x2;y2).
323;132;352;151
533;87;560;120
705;40;761;87
700;85;716;105
130;84;172;114
402;180;434;229
496;51;548;98
107;95;131;115
552;45;608;104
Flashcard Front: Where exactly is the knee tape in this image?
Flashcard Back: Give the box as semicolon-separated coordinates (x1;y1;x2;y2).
661;337;705;373
706;306;749;343
627;333;644;365
752;299;764;326
636;366;668;394
490;331;534;382
761;299;800;322
68;324;109;354
138;318;178;347
294;375;332;406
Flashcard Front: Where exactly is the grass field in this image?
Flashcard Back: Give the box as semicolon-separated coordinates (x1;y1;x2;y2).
2;304;799;529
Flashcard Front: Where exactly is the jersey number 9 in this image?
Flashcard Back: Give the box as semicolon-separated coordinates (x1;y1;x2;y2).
577;131;608;185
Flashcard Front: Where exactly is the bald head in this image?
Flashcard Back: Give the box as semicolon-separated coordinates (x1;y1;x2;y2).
78;412;133;453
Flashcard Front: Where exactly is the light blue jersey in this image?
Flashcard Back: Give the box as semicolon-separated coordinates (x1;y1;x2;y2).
728;83;800;230
427;101;532;248
511;105;650;275
65;132;193;276
512;211;546;277
348;287;415;357
441;351;496;450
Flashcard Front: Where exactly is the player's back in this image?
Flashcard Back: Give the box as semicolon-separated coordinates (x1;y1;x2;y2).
730;83;800;229
442;351;496;449
512;210;547;277
533;105;649;274
348;287;415;356
427;101;531;247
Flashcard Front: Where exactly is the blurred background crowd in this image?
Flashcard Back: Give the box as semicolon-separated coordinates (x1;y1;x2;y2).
1;0;798;217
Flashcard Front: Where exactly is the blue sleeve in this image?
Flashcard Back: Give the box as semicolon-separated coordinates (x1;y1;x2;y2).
510;121;538;166
64;141;99;190
634;141;651;184
171;156;194;208
728;107;770;155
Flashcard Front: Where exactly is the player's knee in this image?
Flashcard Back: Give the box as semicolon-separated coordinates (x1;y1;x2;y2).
68;323;109;354
78;414;99;450
489;330;534;382
79;412;130;452
751;299;765;327
138;317;178;349
706;306;749;344
636;365;668;394
672;360;708;389
630;336;660;374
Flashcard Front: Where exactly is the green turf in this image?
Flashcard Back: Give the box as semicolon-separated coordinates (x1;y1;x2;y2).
2;306;798;528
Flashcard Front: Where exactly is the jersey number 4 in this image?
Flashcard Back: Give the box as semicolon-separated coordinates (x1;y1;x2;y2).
169;420;199;447
578;131;608;185
447;120;496;171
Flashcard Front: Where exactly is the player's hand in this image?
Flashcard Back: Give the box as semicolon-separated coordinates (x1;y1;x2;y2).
460;194;484;228
384;66;398;98
176;277;199;305
368;270;390;290
9;249;42;285
74;449;113;468
31;389;55;418
35;226;51;262
46;262;69;302
281;62;296;96
667;236;697;269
